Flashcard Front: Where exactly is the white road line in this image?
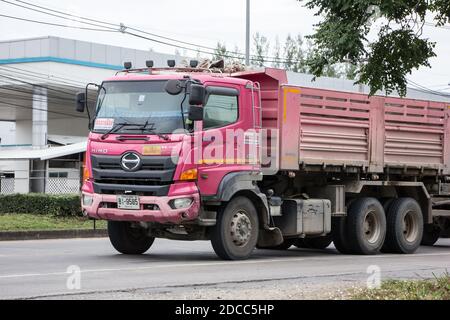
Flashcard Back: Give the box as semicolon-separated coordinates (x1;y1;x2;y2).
1;251;450;280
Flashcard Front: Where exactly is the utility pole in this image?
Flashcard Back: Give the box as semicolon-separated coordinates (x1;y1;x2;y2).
245;0;250;66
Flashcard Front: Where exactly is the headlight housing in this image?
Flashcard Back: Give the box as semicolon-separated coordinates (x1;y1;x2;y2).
82;194;94;206
169;197;193;209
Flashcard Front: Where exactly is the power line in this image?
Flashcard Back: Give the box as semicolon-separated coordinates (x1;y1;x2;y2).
15;0;117;27
0;65;90;87
0;73;84;97
424;22;450;30
0;0;118;32
1;0;297;64
0;13;117;32
0;64;97;85
407;78;450;98
0;99;88;119
0;74;97;104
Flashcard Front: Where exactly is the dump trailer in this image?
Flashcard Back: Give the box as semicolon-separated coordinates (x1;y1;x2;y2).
77;65;450;260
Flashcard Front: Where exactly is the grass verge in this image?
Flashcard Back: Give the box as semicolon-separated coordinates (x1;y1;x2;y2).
0;214;106;231
351;274;450;300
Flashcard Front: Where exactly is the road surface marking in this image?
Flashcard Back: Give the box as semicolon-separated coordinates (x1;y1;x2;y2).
1;251;450;280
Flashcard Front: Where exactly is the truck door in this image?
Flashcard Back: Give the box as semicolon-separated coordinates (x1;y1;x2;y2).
196;83;259;197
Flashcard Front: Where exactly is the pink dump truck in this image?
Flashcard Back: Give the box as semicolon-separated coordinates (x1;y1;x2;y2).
76;64;450;260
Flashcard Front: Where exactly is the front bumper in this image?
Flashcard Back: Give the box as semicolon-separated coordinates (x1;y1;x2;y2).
82;192;200;224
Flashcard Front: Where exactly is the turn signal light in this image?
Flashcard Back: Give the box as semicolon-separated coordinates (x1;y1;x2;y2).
180;169;198;181
83;166;92;182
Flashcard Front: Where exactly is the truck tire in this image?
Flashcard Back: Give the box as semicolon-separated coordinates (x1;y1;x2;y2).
332;217;352;254
107;221;154;255
347;197;386;255
211;196;259;260
421;225;441;246
257;238;295;250
383;198;423;254
294;235;333;249
380;197;395;213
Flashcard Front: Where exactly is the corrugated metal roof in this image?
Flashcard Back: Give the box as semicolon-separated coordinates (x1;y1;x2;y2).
0;141;86;160
47;135;87;146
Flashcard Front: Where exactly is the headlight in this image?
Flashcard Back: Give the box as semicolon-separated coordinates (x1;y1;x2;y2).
82;194;94;206
170;197;193;209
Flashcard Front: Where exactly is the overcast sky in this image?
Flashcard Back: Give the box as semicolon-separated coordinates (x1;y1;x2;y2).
0;0;449;90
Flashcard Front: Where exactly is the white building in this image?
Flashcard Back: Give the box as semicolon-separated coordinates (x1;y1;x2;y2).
0;36;182;194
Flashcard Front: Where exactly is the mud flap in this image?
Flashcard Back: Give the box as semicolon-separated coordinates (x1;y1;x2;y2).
257;227;283;247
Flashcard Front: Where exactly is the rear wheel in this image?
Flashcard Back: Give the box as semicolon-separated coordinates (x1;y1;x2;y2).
384;198;423;254
211;197;259;260
421;225;441;246
108;221;154;255
346;197;386;255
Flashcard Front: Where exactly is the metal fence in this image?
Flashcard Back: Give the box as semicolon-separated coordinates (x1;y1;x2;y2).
0;176;81;195
0;178;15;194
45;177;80;194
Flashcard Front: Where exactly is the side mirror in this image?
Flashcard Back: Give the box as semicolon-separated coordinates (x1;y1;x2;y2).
189;84;206;106
188;105;204;121
165;80;183;95
76;92;86;113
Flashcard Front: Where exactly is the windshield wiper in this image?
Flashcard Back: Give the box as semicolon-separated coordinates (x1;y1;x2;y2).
122;123;170;141
100;122;141;140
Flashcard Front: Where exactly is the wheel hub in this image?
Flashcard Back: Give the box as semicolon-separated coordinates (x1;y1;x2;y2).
363;210;381;244
403;211;419;243
230;211;252;247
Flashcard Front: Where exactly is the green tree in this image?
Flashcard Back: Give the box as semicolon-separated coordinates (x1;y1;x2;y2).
253;32;270;67
299;0;449;95
293;34;307;73
232;45;245;64
283;34;297;71
272;36;282;68
213;42;228;61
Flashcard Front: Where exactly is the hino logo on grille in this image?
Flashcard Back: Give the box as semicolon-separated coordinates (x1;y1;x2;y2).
120;152;141;171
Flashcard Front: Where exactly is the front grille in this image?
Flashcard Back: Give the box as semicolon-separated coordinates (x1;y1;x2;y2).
91;154;177;196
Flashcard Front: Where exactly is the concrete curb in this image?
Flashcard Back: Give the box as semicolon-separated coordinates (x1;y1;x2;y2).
0;229;108;241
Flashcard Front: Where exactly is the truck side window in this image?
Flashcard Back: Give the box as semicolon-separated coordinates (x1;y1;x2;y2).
203;94;238;130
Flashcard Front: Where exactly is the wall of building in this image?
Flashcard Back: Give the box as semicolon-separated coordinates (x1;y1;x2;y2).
0;121;15;146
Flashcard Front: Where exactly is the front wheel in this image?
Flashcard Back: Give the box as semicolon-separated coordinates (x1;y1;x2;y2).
211;197;259;260
108;221;154;255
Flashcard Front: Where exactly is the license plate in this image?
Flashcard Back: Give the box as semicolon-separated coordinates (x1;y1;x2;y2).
117;195;140;210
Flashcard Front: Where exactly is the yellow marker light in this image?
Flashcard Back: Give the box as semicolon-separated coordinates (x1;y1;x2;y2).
180;169;198;181
83;166;91;182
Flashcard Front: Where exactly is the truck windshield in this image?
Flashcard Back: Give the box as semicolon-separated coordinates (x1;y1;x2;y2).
94;80;186;134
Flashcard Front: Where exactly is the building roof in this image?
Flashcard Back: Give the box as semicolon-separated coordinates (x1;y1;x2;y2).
0;36;183;70
0;141;86;160
47;135;87;146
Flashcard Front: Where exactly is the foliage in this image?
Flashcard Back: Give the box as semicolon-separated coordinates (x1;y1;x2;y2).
252;32;270;67
299;0;449;95
351;273;450;300
0;194;82;217
213;42;228;61
0;213;105;231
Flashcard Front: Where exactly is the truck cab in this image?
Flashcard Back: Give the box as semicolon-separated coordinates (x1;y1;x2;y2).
78;63;270;260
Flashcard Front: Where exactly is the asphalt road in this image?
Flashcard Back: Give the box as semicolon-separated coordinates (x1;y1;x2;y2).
0;237;449;300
